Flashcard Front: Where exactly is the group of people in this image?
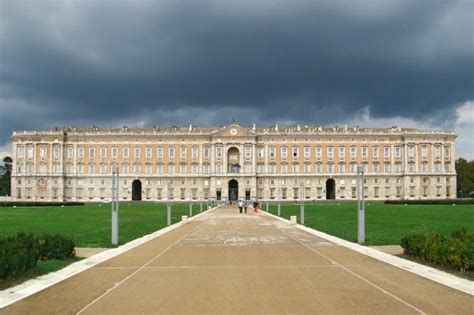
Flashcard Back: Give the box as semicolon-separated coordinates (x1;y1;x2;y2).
238;200;259;214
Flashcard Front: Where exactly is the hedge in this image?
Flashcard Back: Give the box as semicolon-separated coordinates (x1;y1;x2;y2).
401;229;474;272
0;233;76;280
385;199;474;205
0;201;84;207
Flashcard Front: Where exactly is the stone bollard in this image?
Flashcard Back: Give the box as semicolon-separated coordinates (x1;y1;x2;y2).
181;215;188;224
290;216;297;225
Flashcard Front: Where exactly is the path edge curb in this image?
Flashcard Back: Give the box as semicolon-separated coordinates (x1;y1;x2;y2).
262;210;474;296
0;204;220;309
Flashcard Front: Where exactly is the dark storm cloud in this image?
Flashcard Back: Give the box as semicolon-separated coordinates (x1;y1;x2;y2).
1;0;473;154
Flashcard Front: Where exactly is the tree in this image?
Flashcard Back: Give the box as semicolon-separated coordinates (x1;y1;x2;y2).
455;158;474;198
0;156;12;196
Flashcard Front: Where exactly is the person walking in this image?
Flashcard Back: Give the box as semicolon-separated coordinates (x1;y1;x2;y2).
253;201;259;214
244;201;248;214
238;199;244;214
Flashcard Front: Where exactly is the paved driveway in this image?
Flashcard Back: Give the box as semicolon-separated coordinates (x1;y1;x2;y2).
3;207;473;314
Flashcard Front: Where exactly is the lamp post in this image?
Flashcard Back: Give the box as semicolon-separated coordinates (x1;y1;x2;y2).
111;165;119;246
357;166;365;244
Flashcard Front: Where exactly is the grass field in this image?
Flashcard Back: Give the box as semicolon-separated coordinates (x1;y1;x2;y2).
266;202;474;245
0;202;207;248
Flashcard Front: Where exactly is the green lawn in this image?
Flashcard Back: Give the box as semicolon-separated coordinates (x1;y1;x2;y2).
0;202;207;248
267;202;474;245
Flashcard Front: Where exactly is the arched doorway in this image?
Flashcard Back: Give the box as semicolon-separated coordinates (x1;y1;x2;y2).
132;179;142;201
326;179;336;200
228;179;238;201
227;147;240;173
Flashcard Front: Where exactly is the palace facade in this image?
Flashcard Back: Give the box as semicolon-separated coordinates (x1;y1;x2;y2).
10;123;457;202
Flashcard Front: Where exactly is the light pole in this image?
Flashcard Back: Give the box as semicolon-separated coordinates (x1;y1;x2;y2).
111;165;119;246
357;166;365;244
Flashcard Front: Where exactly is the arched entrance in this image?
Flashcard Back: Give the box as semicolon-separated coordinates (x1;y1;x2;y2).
227;147;240;173
326;179;336;200
228;179;238;201
132;179;142;201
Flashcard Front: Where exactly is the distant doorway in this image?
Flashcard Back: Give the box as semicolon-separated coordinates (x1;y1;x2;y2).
228;179;238;201
326;179;335;200
132;180;142;201
245;190;251;200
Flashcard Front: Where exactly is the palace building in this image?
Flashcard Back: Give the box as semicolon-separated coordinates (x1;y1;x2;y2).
10;123;457;202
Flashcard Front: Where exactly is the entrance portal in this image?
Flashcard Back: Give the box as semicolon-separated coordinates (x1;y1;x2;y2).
228;179;238;201
132;179;142;201
326;179;336;200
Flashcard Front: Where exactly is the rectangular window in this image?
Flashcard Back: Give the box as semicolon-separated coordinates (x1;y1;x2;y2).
146;164;151;174
204;147;210;158
384;163;391;173
122;147;129;159
77;164;84;174
292;147;298;158
215;164;223;174
89;147;95;158
100;147;106;158
395;147;401;158
216;147;222;158
192;147;198;159
327;164;334;173
169;147;175;159
351;163;357;173
281;164;288;174
303;147;310;158
373;146;379;159
373;164;379;173
40;146;47;158
203;164;210;174
362;147;368;158
269;147;275;159
100;164;106;174
339;164;345;173
316;164;322;173
168;164;175;174
134;147;141;159
444;146;450;158
146;148;152;159
422;163;428;172
112;147;118;158
316;146;322;158
384;147;390;158
180;164;186;174
122;163;129;174
245;147;252;158
157;164;163;175
134;164;140;174
435;146;441;157
89;164;95;174
327;147;334;159
409;163;415;172
339;147;345;158
67;147;74;158
17;146;24;157
351;147;357;158
192;164;198;174
180;147;186;158
292;164;299;173
421;146;427;158
258;147;265;158
408;146;415;157
304;164;311;173
78;147;84;158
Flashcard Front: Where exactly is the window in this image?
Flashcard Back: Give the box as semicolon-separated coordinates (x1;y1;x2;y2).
351;163;357;173
304;164;311;173
422;163;428;172
339;147;345;159
292;163;299;173
123;147;129;159
134;164;140;174
77;164;84;174
192;164;198;174
168;164;175;174
112;147;118;159
327;164;334;173
122;163;129;174
146;148;152;159
316;146;322;158
40;146;47;158
281;147;288;159
304;147;310;158
100;147;106;158
373;146;379;159
444;163;450;172
203;147;210;158
421;146;427;158
257;164;265;173
180;164;186;174
258;147;265;158
362;147;368;158
88;163;95;174
292;147;298;158
384;147;390;158
215;164;223;174
157;147;163;159
373;163;379;173
100;164;106;174
394;163;402;173
408;146;415;157
269;147;276;159
27;145;34;158
134;147;141;159
203;164;210;174
339;164;345;173
395;147;401;158
434;163;441;172
269;164;276;173
180;147;186;158
17;146;24;157
444;146;450;158
169;147;175;159
157;164;163;175
409;163;415;172
350;147;357;158
216;147;222;158
384;163;391;173
145;164;152;174
327;147;334;159
192;147;198;159
434;146;440;157
89;147;95;158
281;164;288;174
316;164;322;173
67;147;74;158
78;147;84;158
245;147;252;158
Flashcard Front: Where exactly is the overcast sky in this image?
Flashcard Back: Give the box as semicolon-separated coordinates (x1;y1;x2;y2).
1;0;473;158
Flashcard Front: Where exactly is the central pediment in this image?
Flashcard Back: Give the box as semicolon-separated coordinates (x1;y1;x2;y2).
211;124;256;138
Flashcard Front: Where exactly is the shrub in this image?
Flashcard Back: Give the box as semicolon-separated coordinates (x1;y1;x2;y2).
0;233;39;279
401;229;474;272
38;234;75;260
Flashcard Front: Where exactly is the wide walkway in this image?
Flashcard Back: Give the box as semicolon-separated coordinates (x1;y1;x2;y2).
3;207;473;314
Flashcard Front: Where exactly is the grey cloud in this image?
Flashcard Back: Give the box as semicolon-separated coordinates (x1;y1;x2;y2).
0;0;473;155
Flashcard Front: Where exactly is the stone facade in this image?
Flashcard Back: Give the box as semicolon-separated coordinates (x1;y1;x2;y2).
10;124;457;202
